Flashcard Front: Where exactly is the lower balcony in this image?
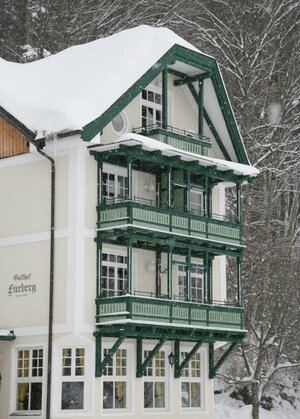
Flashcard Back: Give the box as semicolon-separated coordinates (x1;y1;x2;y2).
95;295;244;332
97;200;241;246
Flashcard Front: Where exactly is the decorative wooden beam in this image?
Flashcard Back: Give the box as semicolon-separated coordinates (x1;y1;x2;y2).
209;341;239;378
95;335;126;377
174;72;210;86
136;337;167;377
174;340;204;378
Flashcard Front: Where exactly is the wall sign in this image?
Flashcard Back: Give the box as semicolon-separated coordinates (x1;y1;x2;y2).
8;273;37;297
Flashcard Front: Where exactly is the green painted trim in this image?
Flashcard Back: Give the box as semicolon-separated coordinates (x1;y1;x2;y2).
173;45;249;164
174;340;203;378
95;335;126;377
82;44;249;164
0;334;15;341
97;227;244;257
187;82;231;161
127;240;133;294
173;72;210;86
95;295;245;331
209;341;239;378
198;80;204;138
91;145;248;184
82;46;177;141
94;322;246;343
136;337;167;377
133;125;211;149
162;68;168;129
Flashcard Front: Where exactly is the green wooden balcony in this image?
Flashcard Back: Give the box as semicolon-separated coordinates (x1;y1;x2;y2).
95;295;244;331
97;199;241;246
133;124;211;156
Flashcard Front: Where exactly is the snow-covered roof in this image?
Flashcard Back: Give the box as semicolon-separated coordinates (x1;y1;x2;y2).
91;133;259;178
0;26;201;137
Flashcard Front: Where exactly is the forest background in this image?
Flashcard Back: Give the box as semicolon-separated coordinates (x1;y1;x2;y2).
0;1;299;418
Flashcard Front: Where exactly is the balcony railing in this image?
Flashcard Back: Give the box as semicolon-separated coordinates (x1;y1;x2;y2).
95;295;244;331
133;124;211;156
97;199;241;245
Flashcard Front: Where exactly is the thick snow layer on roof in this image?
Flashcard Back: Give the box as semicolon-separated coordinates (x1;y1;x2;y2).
93;133;259;177
0;26;200;136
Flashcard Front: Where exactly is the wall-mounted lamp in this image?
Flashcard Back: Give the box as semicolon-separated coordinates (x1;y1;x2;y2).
168;352;175;367
144;181;155;193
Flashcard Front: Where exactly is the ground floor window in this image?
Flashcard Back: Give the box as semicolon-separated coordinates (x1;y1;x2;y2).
61;347;85;410
143;349;168;410
15;348;43;413
102;347;128;410
180;350;203;409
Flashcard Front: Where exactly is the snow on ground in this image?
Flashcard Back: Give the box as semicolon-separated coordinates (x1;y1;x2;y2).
214;392;300;419
215;404;299;419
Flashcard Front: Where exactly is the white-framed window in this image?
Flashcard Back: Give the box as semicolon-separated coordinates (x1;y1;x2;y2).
180;349;204;410
101;250;127;297
111;111;128;134
102;171;128;203
191;266;204;303
177;264;187;301
52;336;93;416
190;189;204;215
13;347;44;414
176;264;204;303
61;347;85;410
143;349;169;410
102;346;131;412
141;86;162;127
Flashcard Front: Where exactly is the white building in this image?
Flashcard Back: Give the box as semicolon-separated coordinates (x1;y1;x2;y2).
0;26;258;419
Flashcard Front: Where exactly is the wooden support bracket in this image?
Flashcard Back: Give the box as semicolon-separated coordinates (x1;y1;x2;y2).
209;341;239;379
136;337;167;377
95;335;126;377
174;340;204;378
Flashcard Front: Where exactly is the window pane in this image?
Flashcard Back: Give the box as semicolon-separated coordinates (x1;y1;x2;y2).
155;93;161;104
103;381;113;409
17;383;29;410
61;382;84;410
144;382;153;408
191;382;201;407
155;382;165;408
30;383;42;410
181;382;189;407
148;91;154;102
115;381;126;408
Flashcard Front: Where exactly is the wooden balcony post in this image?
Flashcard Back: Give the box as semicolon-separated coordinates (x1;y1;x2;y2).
167;247;173;299
127;158;133;200
198;79;204;138
186;249;191;301
97;161;103;205
237;255;242;306
156;251;161;298
162;68;168;129
127;239;133;294
168;166;173;208
97;239;102;298
236;182;241;223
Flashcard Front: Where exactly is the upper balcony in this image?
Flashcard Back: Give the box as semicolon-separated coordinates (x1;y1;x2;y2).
95;294;244;334
133;124;211;157
97;197;241;247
